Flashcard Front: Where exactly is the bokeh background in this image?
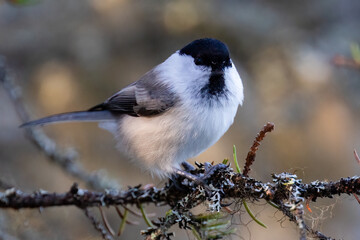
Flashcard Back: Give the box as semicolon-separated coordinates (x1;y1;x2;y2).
1;0;360;239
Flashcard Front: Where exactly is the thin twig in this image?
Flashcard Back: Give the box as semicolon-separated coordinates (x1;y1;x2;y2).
117;208;129;236
139;203;154;228
243;201;267;229
354;149;360;164
352;150;360;204
305;197;313;213
233;145;267;228
243;122;275;177
83;208;114;240
277;203;334;240
353;193;360;204
295;205;306;240
0;57;119;191
115;206;139;225
98;207;115;237
332;55;360;70
122;205;156;218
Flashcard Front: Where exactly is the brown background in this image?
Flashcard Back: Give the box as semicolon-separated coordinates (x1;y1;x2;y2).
1;0;360;239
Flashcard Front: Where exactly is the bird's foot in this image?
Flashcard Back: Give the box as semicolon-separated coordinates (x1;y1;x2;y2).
171;162;229;195
200;162;228;181
180;161;196;172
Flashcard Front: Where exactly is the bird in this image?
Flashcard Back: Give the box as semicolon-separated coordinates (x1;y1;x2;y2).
21;38;244;179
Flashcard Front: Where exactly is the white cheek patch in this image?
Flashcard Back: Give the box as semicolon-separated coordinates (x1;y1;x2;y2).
156;53;211;96
225;63;244;105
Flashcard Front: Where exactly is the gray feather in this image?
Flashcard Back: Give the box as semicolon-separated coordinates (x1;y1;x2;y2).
20;110;116;128
103;69;177;117
134;71;176;116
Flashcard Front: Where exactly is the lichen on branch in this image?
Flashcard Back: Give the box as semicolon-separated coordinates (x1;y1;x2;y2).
1;162;358;239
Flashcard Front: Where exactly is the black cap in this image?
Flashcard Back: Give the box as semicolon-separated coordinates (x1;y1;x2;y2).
179;38;231;70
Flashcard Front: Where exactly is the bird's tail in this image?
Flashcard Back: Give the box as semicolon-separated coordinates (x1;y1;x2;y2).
20;110;116;128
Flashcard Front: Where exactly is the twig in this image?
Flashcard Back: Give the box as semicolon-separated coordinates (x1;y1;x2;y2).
98;207;115;237
332;55;360;70
353;194;360;204
277;203;334;240
0;57;119;191
295;205;306;240
354;149;360;164
117;208;129;236
243;201;267;229
115;206;139;225
233;145;267;228
83;208;114;240
122;204;156;218
233;145;241;173
305;197;313;213
139;203;154;228
242;122;274;177
352;150;360;204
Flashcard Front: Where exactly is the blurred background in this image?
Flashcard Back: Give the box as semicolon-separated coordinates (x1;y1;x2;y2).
1;0;360;239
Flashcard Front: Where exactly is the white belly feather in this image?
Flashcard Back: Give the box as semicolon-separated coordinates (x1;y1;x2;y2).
115;101;239;177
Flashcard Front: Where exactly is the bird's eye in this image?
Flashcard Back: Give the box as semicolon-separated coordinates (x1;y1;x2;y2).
195;57;203;65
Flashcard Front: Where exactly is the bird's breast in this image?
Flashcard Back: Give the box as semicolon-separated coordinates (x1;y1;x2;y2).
115;97;239;176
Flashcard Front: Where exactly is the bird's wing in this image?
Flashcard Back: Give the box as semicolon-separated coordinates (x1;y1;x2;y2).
90;69;177;117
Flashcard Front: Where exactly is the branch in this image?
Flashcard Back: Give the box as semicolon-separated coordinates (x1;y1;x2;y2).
0;57;119;191
278;203;334;240
1;164;358;239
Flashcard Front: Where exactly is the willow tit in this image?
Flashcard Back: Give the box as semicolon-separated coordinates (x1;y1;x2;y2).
21;38;244;178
